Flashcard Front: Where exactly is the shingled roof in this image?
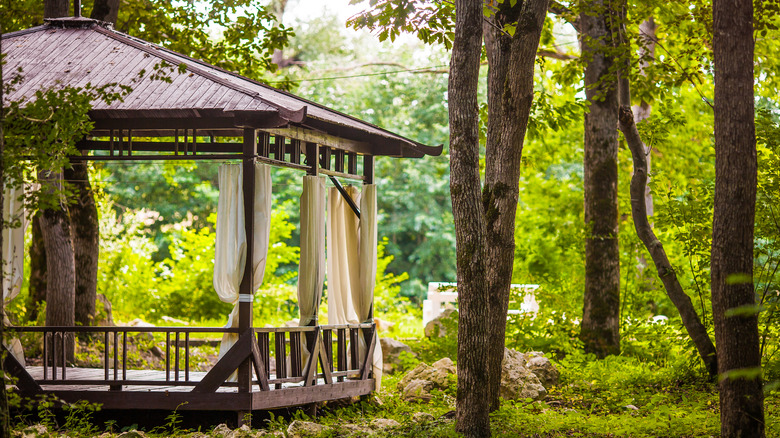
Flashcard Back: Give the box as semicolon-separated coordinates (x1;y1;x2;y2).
1;17;441;159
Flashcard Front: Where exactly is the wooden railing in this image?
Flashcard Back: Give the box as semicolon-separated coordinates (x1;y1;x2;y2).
9;323;375;391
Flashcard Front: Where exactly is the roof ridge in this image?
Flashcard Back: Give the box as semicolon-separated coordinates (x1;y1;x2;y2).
90;25;307;123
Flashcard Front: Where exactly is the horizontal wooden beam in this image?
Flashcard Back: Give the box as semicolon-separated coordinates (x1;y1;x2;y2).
264;126;372;156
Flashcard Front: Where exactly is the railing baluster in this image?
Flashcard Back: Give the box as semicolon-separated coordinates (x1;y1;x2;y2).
122;331;127;381
337;328;346;382
166;332;171;382
323;329;333;372
113;331;119;380
43;332;48;380
350;328;359;373
175;332;180;381
185;332;190;382
52;332;58;380
62;332;67;380
275;331;286;389
104;331;109;381
258;332;270;377
290;332;301;377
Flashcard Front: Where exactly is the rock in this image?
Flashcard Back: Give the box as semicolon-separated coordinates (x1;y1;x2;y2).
412;412;435;423
625;404;639;410
424;308;458;338
374;317;395;332
117;431;148;438
370;418;400;430
338;424;374;437
229;424;256;438
286;420;330;438
126;318;154;328
211;424;232;437
401;379;434;403
500;348;547;401
96;294;114;326
161;315;189;325
149;346;164;359
380;338;413;373
19;424;49;438
523;351;559;387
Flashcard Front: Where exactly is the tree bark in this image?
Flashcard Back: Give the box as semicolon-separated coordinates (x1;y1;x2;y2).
482;0;549;412
64;162;98;327
43;0;69;18
712;0;764;436
618;106;719;379
449;1;489;436
39;172;76;364
90;0;120;23
579;0;621;358
27;213;47;322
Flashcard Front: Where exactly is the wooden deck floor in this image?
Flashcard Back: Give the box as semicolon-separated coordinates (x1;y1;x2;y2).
18;366;374;411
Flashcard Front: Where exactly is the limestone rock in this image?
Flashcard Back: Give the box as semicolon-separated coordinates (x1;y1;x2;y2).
286;420;330;438
338;423;374;437
424;308;458;338
370;418;400;430
500;348;546;401
18;424;49;438
96;293;114;326
211;424;232;437
380;337;413;374
397;357;456;402
401;379;434;402
524;351;559;387
412;412;435;423
117;431;148;438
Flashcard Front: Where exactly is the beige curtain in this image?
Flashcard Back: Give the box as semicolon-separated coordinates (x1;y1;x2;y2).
214;163;273;381
214;164;246;363
3;183;28;365
326;184;383;389
298;176;326;327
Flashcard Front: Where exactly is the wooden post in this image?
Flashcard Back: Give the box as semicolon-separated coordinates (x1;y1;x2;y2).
363;155;374;184
304;142;319;176
238;128;257;395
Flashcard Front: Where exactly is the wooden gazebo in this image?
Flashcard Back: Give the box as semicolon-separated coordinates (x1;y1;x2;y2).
1;17;440;421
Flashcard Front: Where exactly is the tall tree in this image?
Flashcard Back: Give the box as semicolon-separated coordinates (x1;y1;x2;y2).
482;0;550;411
64;161;98;327
448;1;488;434
579;0;621;358
711;0;764;436
43;0;68;18
90;0;119;23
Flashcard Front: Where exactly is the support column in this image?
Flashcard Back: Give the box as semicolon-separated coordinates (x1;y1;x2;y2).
238;128;257;394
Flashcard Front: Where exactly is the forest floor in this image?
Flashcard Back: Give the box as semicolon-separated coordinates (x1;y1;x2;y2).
7;336;780;437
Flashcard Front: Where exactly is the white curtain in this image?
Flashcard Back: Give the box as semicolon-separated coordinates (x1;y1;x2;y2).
326;184;383;389
298;176;326;327
214;163;273;381
3;183;28;366
2;183;26;304
214;164;246;361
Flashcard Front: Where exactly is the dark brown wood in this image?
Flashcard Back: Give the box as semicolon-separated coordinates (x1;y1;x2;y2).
336;328;346;382
322;330;333;372
185;332;190;381
166;332;171;381
290;332;302;377
360;331;376;380
103;332;108;380
192;331;254;393
238;128;257;393
347;153;358;175
334;149;344;172
363;155;374;184
259;132;270;158
258;332;270;377
273;135;285;162
2;345;42;393
275;332;286;389
302;331;319;387
290;139;301;164
349;328;359;371
712;1;764;436
113;331;118;380
320;147;331;170
175;332;180;381
249;335;270;391
122;332;127;380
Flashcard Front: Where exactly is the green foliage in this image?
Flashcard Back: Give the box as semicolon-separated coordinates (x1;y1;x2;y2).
347;0;455;48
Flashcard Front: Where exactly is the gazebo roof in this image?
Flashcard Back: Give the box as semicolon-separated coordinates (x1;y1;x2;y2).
1;17;441;159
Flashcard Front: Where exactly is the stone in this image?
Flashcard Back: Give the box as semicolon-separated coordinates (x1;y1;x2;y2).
412;412;435;423
338;424;374;437
370;418;400;429
286;420;330;438
95;293;114;326
211;424;232;437
18;424;49;438
379;337;413;374
523;351;559;387
424;308;458;338
401;379;434;402
500;348;547;401
126;318;154;328
117;431;148;438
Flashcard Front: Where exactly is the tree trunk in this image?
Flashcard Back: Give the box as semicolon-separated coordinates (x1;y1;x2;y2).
64;162;98;327
618;106;719;379
39;172;76;364
579;0;621;358
712;0;764;436
27;213;47;322
482;0;549;412
449;1;489;436
43;0;69;18
90;0;120;23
